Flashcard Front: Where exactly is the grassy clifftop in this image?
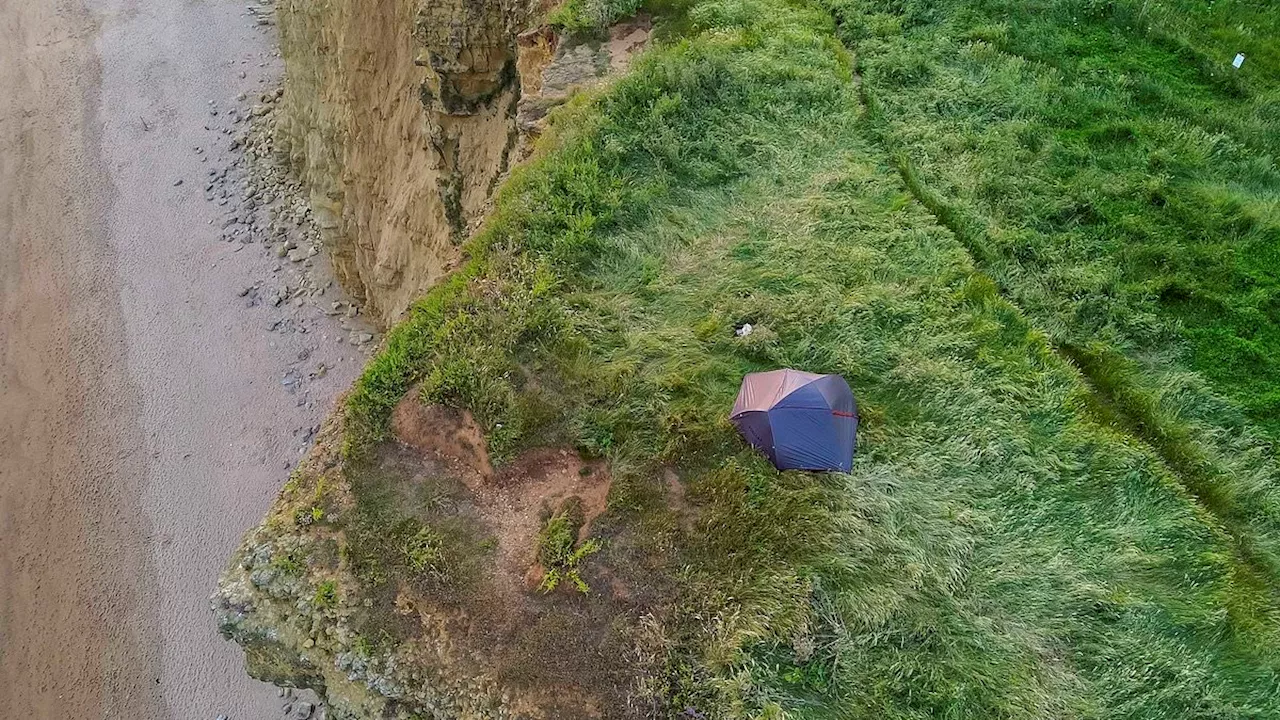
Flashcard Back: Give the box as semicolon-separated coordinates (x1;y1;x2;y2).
833;0;1280;434
218;0;1280;717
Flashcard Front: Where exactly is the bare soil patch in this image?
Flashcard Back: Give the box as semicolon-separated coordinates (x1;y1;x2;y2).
391;394;493;475
376;394;671;718
391;392;611;596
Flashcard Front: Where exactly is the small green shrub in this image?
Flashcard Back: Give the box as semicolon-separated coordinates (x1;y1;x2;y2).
293;505;326;527
549;0;644;33
402;526;447;576
269;551;303;576
313;580;338;610
536;511;602;594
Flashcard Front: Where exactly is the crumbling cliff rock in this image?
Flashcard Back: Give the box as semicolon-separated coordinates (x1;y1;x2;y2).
270;0;649;325
272;0;533;325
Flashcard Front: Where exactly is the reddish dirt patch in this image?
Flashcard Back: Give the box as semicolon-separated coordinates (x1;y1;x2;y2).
606;14;653;73
390;394;611;598
390;394;493;476
482;447;611;597
381;396;678;717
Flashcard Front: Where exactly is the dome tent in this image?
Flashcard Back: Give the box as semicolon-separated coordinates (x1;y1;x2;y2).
730;369;858;472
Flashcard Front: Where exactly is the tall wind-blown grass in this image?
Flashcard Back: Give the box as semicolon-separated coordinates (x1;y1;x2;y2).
331;0;1280;715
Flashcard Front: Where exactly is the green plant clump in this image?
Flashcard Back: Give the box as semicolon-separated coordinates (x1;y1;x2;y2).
313;580;338;610
550;0;646;33
402;525;448;576
537;510;603;594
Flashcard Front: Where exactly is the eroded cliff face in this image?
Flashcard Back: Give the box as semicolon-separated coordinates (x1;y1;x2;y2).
216;4;656;719
273;0;535;325
215;412;661;720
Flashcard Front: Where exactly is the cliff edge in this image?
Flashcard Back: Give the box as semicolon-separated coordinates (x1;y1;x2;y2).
216;0;1280;718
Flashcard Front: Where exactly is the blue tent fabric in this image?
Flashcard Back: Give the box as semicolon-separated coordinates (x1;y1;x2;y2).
730;370;857;472
733;411;777;465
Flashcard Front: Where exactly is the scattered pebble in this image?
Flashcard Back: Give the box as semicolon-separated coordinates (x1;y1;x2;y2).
191;55;376;513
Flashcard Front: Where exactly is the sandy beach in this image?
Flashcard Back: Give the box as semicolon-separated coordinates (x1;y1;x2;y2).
0;0;363;716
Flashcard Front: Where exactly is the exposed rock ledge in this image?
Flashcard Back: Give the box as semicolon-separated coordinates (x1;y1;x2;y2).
269;0;649;325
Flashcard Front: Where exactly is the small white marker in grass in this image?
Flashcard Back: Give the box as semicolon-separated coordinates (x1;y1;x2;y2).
1233;53;1245;69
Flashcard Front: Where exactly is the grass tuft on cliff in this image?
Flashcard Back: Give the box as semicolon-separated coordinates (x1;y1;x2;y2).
550;0;647;33
297;0;1280;716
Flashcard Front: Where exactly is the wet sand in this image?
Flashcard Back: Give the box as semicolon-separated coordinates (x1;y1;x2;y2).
0;0;166;714
0;0;362;716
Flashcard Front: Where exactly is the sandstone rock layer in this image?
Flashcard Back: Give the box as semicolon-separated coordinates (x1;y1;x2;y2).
275;0;534;325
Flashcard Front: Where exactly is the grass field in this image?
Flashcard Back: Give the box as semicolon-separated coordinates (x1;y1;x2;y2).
829;0;1280;435
307;0;1280;716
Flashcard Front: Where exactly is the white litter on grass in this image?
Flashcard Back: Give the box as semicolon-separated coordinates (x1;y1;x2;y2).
735;323;754;337
1233;53;1245;69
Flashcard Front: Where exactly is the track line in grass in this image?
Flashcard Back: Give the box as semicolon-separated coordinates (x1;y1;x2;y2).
837;19;1279;639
